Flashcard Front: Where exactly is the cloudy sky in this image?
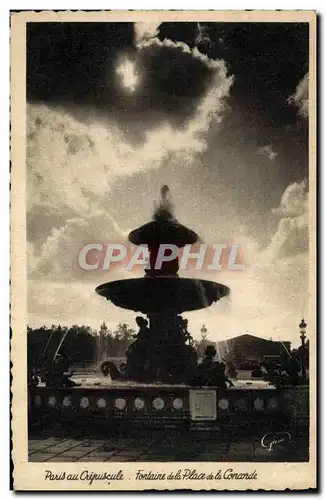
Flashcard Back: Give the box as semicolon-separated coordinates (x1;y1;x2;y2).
26;21;310;346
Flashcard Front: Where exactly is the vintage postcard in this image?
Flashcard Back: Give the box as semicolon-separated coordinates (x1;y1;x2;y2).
11;10;317;491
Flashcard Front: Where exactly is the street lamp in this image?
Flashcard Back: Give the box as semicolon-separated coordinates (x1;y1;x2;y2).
200;325;208;361
200;325;208;339
299;318;307;381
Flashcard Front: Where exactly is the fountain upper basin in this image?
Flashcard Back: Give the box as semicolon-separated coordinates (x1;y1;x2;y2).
128;220;199;247
95;276;230;313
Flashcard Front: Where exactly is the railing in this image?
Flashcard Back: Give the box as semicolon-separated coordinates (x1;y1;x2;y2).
28;385;309;431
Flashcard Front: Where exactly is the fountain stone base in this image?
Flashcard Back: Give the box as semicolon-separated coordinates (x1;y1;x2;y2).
29;382;309;431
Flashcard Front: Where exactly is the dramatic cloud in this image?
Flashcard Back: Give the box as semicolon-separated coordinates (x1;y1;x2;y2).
183;187;308;345
27;36;233;229
27;23;232;134
190;183;309;344
195;23;213;49
27;65;231;214
288;73;309;118
261;180;308;262
134;37;233;129
134;22;160;44
27;104;132;214
273;180;308;217
29;209;129;282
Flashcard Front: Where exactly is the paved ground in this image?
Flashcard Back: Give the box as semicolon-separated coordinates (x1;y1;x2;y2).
29;426;309;462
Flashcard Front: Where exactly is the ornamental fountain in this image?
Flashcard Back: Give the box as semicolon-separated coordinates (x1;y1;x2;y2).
95;186;230;384
28;187;309;436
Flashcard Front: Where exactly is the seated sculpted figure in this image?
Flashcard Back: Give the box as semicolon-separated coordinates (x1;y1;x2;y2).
135;316;150;344
43;353;78;388
127;316;154;382
278;353;301;386
196;345;235;388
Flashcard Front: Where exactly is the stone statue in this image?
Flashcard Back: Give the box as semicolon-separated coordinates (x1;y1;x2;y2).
43;353;77;388
194;345;235;388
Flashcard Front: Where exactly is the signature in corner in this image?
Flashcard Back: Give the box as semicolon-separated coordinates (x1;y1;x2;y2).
261;431;292;452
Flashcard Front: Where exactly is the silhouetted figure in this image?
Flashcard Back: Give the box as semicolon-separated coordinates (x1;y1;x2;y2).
102;311;199;384
135;316;150;344
100;361;126;381
43;353;77;388
195;346;234;388
282;354;301;386
260;362;280;385
217;359;235;388
181;318;192;344
126;316;153;381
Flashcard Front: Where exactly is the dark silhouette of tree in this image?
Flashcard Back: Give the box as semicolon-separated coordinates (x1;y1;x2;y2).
27;322;136;369
27;324;96;368
63;325;97;363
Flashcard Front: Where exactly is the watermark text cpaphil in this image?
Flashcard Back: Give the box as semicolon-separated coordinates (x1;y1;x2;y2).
78;243;246;272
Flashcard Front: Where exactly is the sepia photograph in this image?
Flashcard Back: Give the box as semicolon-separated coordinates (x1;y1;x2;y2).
10;10;316;491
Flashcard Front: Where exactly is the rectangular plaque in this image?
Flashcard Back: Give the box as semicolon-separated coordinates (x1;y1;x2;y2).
189;389;217;421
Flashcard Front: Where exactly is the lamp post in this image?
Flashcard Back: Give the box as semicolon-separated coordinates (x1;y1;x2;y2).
200;324;207;339
299;318;307;381
200;325;208;360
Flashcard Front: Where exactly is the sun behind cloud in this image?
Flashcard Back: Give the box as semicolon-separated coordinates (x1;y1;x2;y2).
116;57;139;93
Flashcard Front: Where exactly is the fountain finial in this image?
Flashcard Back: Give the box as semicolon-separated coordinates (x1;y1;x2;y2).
161;185;170;200
154;185;175;222
127;185;200;246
